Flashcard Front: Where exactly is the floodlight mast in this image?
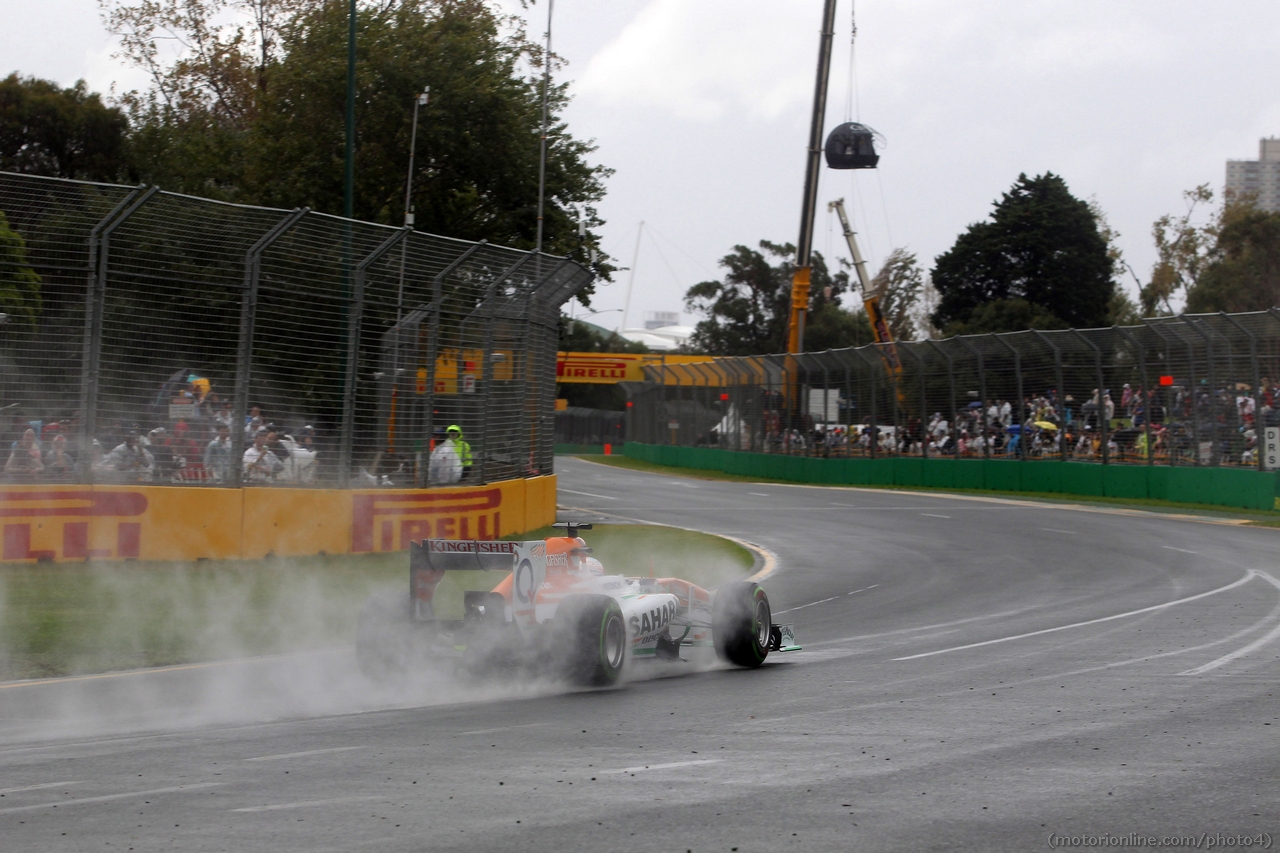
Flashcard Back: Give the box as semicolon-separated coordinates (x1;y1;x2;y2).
787;0;839;355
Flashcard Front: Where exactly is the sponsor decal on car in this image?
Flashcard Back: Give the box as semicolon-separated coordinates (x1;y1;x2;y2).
628;601;677;639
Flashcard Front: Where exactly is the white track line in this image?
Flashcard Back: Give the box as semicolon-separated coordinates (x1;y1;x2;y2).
775;596;839;614
233;796;378;813
0;783;222;815
776;585;879;615
920;513;951;519
244;747;364;762
0;781;82;795
458;722;550;736
558;488;618;500
602;759;721;774
1181;570;1280;675
1162;546;1198;554
893;571;1260;661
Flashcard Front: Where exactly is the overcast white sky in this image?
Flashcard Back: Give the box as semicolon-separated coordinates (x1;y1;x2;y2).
4;0;1280;331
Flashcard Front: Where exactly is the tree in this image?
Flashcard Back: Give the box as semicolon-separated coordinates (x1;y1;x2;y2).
102;0;612;291
930;173;1115;334
1142;184;1216;315
868;248;923;341
0;74;131;181
0;212;42;329
1185;198;1280;313
684;240;869;356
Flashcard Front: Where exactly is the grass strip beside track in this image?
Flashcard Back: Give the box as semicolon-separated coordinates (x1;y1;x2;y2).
572;453;1280;528
0;524;752;681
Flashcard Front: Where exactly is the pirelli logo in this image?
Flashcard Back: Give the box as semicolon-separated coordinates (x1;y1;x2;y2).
0;490;149;561
351;488;503;553
557;357;635;382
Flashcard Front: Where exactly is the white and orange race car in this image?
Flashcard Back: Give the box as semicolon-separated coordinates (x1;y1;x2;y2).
356;523;799;686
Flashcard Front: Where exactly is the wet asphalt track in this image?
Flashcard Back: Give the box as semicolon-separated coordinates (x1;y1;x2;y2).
1;455;1278;851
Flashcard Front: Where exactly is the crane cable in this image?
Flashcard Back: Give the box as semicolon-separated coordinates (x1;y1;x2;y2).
846;0;859;123
844;0;896;266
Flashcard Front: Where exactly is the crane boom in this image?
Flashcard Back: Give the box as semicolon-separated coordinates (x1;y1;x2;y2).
828;198;897;359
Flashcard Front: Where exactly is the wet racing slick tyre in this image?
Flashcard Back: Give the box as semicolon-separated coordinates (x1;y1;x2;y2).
555;594;626;687
712;581;771;668
355;589;419;682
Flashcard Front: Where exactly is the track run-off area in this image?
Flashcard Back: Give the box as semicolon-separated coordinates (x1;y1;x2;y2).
1;454;1277;851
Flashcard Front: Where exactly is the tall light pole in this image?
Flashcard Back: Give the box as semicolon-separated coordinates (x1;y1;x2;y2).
534;0;554;257
399;86;429;323
343;0;357;220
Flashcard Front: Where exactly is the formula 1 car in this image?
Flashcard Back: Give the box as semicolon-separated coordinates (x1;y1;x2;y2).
356;523;799;686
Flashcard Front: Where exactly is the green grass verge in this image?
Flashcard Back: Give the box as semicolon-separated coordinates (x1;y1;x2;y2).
0;524;752;681
576;454;1280;527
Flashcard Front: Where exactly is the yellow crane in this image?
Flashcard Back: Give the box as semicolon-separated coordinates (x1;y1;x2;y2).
827;198;899;363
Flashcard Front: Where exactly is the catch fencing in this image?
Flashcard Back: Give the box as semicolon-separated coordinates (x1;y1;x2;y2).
0;171;591;488
629;313;1280;471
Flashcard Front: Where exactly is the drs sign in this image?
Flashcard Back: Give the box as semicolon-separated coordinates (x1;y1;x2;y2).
1265;427;1280;471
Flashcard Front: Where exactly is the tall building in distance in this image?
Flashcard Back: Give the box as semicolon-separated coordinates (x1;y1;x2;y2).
1226;137;1280;212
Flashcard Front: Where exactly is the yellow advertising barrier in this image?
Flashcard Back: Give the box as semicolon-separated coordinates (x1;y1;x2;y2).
0;475;557;563
555;352;716;384
424;348;517;395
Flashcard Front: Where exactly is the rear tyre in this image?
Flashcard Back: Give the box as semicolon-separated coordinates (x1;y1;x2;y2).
355;589;418;681
555;594;626;687
712;581;771;668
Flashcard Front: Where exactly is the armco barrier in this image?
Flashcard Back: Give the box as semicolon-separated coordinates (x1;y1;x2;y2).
622;443;1280;512
0;476;556;563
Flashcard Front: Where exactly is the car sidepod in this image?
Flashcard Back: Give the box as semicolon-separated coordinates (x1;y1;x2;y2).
618;593;682;659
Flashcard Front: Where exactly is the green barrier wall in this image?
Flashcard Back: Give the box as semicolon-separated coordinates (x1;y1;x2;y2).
621;443;1280;513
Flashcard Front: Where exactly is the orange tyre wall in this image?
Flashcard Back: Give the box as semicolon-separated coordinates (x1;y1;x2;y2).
0;475;557;563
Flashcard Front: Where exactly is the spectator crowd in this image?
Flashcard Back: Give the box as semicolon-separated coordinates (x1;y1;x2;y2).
2;376;320;484
722;377;1278;467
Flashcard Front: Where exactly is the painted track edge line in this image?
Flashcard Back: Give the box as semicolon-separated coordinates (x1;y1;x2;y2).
555;503;778;584
893;570;1260;661
1180;569;1280;674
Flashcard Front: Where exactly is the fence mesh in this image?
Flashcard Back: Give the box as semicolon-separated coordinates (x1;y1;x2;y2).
0;171;592;487
630;311;1280;470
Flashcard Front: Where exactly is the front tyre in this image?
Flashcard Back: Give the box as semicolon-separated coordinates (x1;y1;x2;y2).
555;594;626;687
712;581;771;668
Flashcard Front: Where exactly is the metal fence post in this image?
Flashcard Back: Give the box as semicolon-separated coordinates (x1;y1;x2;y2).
1069;330;1107;464
1181;317;1216;466
900;344;927;458
926;340;957;456
78;185;158;482
993;334;1024;459
1114;325;1152;467
231;207;308;487
856;347;878;458
1217;312;1262;471
956;337;990;459
341;226;411;486
474;251;538;483
1140;319;1180;466
417;241;488;485
1031;330;1068;461
841;350;854;455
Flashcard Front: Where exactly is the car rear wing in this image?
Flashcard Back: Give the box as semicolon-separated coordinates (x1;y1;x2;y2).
410;539;518;573
409;539;546;627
